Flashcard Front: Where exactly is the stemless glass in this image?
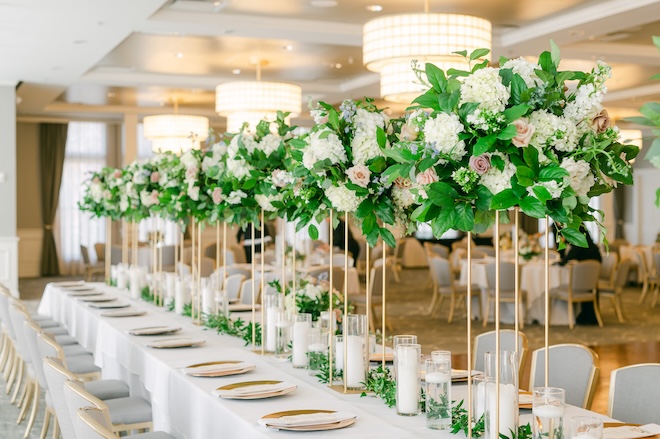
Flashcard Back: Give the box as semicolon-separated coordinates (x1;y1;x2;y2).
532;387;565;439
425;351;452;429
568;416;603;439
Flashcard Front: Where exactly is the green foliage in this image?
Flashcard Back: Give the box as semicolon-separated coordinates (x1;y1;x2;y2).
360;364;397;408
204;313;262;347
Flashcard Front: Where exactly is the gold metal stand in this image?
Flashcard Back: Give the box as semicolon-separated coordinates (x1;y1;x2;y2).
105;218;112;285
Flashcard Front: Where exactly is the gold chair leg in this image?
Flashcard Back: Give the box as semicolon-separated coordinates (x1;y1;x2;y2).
652;286;659;308
431;295;445;318
639;281;649;304
24;382;40;439
612;296;625;323
482;298;491;328
568;299;575;330
447;294;456;323
6;355;20;394
427;286;438;316
2;346;14;380
16;372;29;410
16;379;33;424
593;298;604;328
37;406;51;439
11;359;25;404
51;417;60;439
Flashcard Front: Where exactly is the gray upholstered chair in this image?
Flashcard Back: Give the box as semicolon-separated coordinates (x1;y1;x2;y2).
63;379;154;436
599;258;633;323
473;329;528;385
76;407;175;439
598;252;618;291
81;245;105;282
651;252;660;307
529;344;600;409
349;262;393;332
608;363;660;424
428;256;482;323
550;260;602;329
424;242;450;260
484;261;527;328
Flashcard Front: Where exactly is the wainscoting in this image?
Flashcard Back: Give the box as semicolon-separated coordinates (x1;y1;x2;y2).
17;228;41;278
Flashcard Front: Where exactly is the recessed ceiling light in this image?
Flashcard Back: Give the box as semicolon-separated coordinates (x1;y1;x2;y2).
283;45;294;51
366;5;383;12
310;0;338;7
176;52;184;58
335;63;343;69
232;69;241;75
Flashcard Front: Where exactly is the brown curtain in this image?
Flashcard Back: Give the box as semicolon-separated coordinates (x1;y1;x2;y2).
39;123;68;276
521;213;539;234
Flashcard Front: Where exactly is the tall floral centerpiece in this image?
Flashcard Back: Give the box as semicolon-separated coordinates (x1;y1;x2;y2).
291;98;412;247
79;167;123;220
386;44;639;248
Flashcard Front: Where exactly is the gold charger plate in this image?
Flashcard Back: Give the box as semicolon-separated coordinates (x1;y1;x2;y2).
185;360;255;377
260;409;356;432
147;338;206;349
215;380;296;400
603;423;660;439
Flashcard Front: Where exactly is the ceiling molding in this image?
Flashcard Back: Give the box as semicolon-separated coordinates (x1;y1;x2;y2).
561;42;660;66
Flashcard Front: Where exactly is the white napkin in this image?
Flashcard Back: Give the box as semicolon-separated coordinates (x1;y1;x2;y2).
604;424;660;439
259;411;356;428
149;338;205;348
101;309;147;317
183;362;250;374
129;326;180;335
214;382;292;396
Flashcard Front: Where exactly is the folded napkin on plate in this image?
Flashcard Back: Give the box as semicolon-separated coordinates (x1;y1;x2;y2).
183;362;248;374
262;411;355;428
214;383;290;397
604;424;660;439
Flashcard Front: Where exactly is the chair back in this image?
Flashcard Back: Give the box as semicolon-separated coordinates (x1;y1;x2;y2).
633;249;648;280
331;254;354;268
224;266;251;279
80;245;91;265
161;245;176;267
76;407;116;439
23;320;49;388
224;274;245;300
474;245;496;257
43;358;79;439
238;280;260;305
548;250;561;262
428;256;452;289
37;332;66;367
570;260;601;293
485;261;517;293
473;330;528;382
369;264;394;300
8;304;31;360
608;363;660;424
94;243;105;263
229;244;247;264
63;380;110;439
529;344;600;409
307;266;344;294
600;253;618;281
614;258;633;291
424;242;449;260
0;288;15;340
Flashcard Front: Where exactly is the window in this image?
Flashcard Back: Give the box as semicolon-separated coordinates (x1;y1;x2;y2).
57;122;107;274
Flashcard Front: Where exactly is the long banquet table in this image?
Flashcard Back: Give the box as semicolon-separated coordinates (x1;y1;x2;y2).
38;283;612;439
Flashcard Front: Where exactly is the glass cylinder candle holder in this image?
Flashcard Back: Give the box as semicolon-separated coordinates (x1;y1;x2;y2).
334;335;344;373
568;416;603;439
343;314;367;390
532;387;565;439
425;351;452;429
472;374;488;425
393;335;418;375
275;311;292;359
484;351;519;439
292;313;311;368
263;292;280;353
307;328;328;375
396;343;421;416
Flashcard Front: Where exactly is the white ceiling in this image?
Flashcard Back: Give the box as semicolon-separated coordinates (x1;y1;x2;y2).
3;0;660;127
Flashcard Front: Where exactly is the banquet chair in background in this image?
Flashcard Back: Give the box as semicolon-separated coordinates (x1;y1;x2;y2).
44;357;131;439
427;256;482;323
599;258;633;323
634;248;651;304
650;252;660;307
63;380;154;436
484;261;527;328
598;252;619;291
307;265;345;296
424;242;450;260
529;344;600;409
451;248;487;279
229;244;247;265
608;363;660;424
474;245;496;257
223;274;246;302
238;280;261;306
80;245;105;282
473;329;528;385
36;333;100;381
94;243;105;264
348;262;394;333
76;407;176;439
549;260;602;329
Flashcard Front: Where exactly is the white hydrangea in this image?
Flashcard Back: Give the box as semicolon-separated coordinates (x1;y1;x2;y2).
140;190;156;207
528;110;578;153
131;169;148;185
179;150;198;170
526;180;564;199
564;83;605;126
351;108;387;165
257;134;282;157
119;195;129;212
324;184;362;212
423;113;467;161
302;283;323;300
502;57;543;88
90;182;103;203
459;67;510;114
561;157;595;197
187;185;200;201
479;152;516;195
392;186;416;209
302;129;347;170
226;157;253;180
271;170;295;187
255;193;282;212
226;190;247;205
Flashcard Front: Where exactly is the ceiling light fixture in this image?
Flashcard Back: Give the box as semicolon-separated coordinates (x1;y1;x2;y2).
215;61;302;133
366;5;383;12
176;52;184;58
143;100;209;154
363;0;491;103
310;0;338;7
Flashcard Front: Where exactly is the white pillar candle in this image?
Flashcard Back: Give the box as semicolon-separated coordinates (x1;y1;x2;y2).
129;268;141;299
201;286;214;315
425;372;451;384
396;347;420;414
117;268;128;289
174;279;185;315
165;274;175;299
335;339;344;372
292;320;310;367
532;404;565;418
486;383;517;438
266;306;278;352
345;335;366;388
138;267;148;288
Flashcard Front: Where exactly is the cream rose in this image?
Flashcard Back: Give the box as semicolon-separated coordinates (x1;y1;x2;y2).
511;117;535;147
415;168;439;186
469;154;492;175
150;171;160;183
346;164;371;188
399;122;418;141
591;109;610;134
212;187;223;204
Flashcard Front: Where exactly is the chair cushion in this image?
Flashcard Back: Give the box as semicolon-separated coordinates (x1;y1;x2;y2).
36;319;61;328
552;290;594;301
46;327;69;336
134;432;176;439
66;354;100;374
106;397;153;425
54;334;77;345
62;344;91;357
85;380;130;400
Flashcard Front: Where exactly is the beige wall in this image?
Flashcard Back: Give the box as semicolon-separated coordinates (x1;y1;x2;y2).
16;122;42;228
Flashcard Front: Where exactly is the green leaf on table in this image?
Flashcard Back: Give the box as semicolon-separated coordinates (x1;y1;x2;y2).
503;104;530;123
490;189;517;210
561;227;588;248
455;203;475;231
539;166;569;181
516;165;536;187
308;224;319;240
520;196;546;218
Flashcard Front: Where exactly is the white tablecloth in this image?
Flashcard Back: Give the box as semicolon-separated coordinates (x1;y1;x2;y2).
459;260;573;325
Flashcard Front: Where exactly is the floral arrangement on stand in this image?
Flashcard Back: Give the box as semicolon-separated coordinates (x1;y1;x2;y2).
271;276;344;322
518;231;543;261
79;167;123;220
290;98;412;247
385;43;639;249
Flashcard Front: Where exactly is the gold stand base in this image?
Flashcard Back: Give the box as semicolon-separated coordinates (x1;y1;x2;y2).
328;384;364;395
